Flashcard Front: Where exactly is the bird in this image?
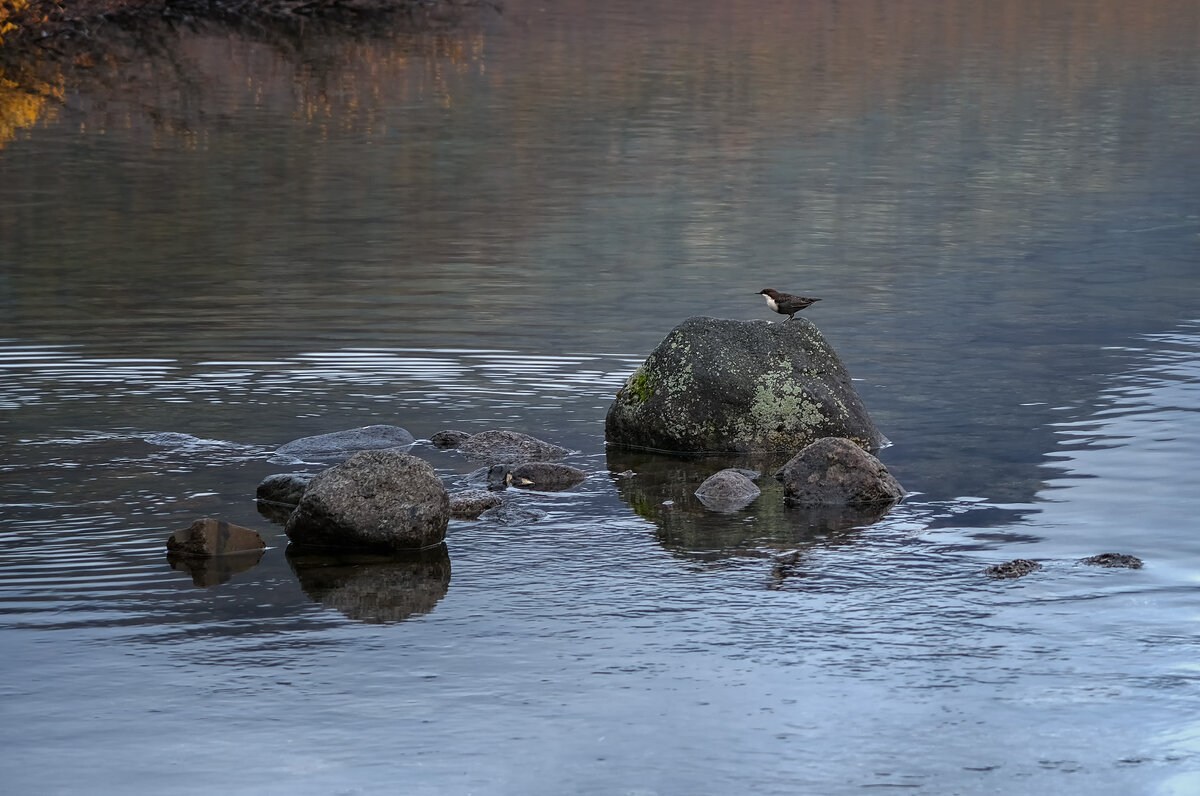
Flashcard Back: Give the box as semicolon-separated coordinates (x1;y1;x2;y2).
758;288;821;321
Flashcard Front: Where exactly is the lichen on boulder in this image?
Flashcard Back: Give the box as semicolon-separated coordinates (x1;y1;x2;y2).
605;316;885;454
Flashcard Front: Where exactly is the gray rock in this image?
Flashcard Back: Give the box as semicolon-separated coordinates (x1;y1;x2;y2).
284;449;449;552
458;430;570;464
984;559;1042;579
605;316;885;453
430;430;472;449
694;468;761;512
166;518;266;558
450;489;504;519
478;504;548;525
1080;553;1144;569
775;437;904;507
506;462;587;491
256;472;312;506
464;465;512;490
275;425;416;460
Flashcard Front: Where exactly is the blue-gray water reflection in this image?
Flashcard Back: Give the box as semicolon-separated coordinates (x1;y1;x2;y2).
2;0;1200;792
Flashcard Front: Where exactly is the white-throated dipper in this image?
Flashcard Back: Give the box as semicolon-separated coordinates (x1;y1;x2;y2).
758;288;821;321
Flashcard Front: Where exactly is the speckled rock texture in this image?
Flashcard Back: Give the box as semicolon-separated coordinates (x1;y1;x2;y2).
457;430;570;464
775;437;904;507
284;449;449;552
694;468;762;513
605;316;885;453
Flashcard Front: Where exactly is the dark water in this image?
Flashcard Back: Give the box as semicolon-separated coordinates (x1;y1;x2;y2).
2;1;1200;792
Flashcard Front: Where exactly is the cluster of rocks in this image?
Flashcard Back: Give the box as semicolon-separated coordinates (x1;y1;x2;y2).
164;315;1142;594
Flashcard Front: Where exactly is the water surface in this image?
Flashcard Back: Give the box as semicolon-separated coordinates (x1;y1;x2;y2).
2;1;1200;793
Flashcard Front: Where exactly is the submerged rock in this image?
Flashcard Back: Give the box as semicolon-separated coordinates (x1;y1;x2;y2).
449;489;504;519
256;472;312;506
505;462;587;491
430;430;472;449
775;437;904;507
458;430;570;464
984;559;1042;579
284;449;449;552
274;425;415;461
1080;553;1144;569
166;518;266;558
478;504;548;525
605;316;885;454
694;468;761;513
464;465;513;490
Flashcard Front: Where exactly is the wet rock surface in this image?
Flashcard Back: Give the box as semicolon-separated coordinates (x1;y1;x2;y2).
605;316;885;454
166;518;266;558
430;430;472;449
984;559;1042;579
1080;553;1144;569
694;468;762;513
449;489;504;519
775;437;904;507
505;462;587;491
478;504;548;525
256;472;312;506
274;424;415;461
458;430;570;464
284;449;449;552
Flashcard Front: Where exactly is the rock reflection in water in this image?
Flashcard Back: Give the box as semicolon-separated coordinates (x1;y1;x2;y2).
166;549;266;587
286;544;451;624
607;448;897;558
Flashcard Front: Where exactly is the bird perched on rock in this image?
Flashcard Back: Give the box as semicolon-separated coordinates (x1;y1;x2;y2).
758;288;821;321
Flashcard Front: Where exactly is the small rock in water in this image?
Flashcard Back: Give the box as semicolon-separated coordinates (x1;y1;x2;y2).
984;559;1042;579
1080;553;1144;569
694;468;761;513
275;425;416;460
430;430;472;449
478;504;548;525
505;462;587;491
458;430;570;464
166;518;266;558
256;472;312;506
449;489;504;519
775;437;904;507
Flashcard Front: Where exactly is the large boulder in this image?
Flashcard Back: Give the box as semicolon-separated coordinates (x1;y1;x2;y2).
284;449;449;552
775;437;904;507
275;425;415;461
605;317;884;454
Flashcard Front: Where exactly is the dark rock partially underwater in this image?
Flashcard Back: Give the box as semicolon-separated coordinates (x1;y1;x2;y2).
605;316;885;454
775;437;904;507
693;468;761;513
284;449;449;552
457;430;570;464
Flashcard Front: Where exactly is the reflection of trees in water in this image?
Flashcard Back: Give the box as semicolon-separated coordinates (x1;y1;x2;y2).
287;543;451;623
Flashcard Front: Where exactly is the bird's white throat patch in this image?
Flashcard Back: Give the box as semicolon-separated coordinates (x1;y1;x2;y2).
763;294;779;312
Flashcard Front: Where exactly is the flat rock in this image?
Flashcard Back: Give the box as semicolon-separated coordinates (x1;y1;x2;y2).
166;518;266;558
458;430;570;464
449;489;504;519
984;559;1042;579
1080;553;1144;569
275;425;415;460
775;437;904;507
605;316;885;453
694;468;761;512
505;462;587;491
284;449;449;552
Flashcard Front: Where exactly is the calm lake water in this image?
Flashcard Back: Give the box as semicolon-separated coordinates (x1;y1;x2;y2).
3;0;1200;793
